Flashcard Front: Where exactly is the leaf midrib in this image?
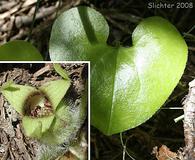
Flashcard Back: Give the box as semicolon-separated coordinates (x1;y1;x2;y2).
106;46;142;134
107;49;118;134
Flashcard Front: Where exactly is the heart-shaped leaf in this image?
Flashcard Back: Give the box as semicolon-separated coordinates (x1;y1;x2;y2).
49;6;188;135
0;40;43;60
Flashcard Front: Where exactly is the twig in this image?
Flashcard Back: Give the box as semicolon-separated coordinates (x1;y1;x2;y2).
0;1;17;13
15;6;57;28
22;0;37;8
183;79;195;159
10;29;28;41
0;4;21;20
0;33;7;43
33;64;52;78
174;115;184;123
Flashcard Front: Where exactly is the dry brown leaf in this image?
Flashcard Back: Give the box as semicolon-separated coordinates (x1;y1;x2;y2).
153;145;178;160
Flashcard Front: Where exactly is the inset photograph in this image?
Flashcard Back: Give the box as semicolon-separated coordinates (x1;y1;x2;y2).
0;62;89;160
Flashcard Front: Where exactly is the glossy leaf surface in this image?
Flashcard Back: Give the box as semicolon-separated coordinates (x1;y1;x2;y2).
0;40;43;60
49;6;188;135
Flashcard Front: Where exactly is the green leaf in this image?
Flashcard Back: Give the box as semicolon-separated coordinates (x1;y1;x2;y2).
53;64;69;80
1;80;14;89
1;83;37;114
41;101;71;144
0;40;43;61
41;85;87;144
49;6;188;135
23;115;55;139
39;79;70;110
49;6;109;61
